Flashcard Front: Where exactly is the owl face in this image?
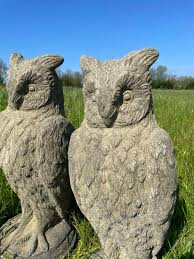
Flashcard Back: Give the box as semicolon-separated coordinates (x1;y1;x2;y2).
81;48;159;128
7;53;64;111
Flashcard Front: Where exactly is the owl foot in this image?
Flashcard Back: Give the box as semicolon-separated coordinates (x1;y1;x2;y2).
10;230;49;257
0;214;48;257
0;216;76;258
0;212;33;252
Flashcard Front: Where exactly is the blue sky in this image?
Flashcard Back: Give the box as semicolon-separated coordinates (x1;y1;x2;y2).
1;0;194;76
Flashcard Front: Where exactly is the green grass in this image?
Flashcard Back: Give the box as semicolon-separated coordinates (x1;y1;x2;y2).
0;87;21;226
0;86;194;258
153;90;194;259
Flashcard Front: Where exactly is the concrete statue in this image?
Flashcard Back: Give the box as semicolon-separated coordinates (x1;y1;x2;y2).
69;48;177;259
0;53;76;258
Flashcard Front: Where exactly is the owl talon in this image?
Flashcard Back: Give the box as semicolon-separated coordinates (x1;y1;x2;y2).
14;233;31;245
24;235;38;257
8;231;48;257
39;233;49;252
3;212;32;247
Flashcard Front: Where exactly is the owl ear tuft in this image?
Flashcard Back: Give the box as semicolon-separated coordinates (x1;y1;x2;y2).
80;56;98;73
125;48;159;70
9;53;24;66
37;55;64;70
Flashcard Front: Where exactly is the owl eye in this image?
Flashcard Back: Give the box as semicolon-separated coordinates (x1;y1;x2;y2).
123;90;133;101
28;84;36;92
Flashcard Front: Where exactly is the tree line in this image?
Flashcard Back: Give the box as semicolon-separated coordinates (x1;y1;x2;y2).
0;58;7;86
0;58;194;89
58;70;83;88
150;65;194;90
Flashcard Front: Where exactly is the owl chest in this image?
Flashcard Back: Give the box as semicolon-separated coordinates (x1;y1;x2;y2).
78;128;146;191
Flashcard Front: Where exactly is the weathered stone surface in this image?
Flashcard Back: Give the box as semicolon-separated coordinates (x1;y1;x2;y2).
0;53;76;258
69;48;177;259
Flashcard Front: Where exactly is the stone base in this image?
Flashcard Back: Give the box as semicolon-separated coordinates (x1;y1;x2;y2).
88;250;155;259
0;214;76;259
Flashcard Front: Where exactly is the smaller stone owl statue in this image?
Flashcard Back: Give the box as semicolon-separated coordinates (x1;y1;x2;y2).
69;48;177;259
0;53;76;258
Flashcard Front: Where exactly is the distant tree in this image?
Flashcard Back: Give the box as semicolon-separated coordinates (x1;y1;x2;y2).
174;76;194;90
60;70;83;88
150;65;176;89
150;65;168;81
72;71;83;88
0;58;7;85
150;64;194;90
60;70;73;87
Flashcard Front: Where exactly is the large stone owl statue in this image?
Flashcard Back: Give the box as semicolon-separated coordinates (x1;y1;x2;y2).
69;48;176;259
0;54;76;258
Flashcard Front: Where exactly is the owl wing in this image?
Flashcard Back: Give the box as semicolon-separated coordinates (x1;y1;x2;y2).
0;112;13;158
68;129;83;202
36;115;74;218
68;128;105;217
68;128;93;205
145;127;177;226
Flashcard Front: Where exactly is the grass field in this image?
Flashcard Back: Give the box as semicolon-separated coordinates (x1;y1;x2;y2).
0;86;194;258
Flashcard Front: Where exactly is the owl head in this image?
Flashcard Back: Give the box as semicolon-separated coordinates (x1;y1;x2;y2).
7;53;64;113
81;48;159;128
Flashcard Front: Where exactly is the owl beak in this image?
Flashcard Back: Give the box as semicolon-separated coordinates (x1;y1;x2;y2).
8;83;24;109
99;106;118;127
9;93;23;109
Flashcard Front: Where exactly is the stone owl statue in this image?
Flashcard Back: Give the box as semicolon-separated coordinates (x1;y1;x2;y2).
0;54;76;258
69;48;176;259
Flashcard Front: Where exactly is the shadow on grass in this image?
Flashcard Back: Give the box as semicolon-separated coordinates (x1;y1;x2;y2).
180;253;194;259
